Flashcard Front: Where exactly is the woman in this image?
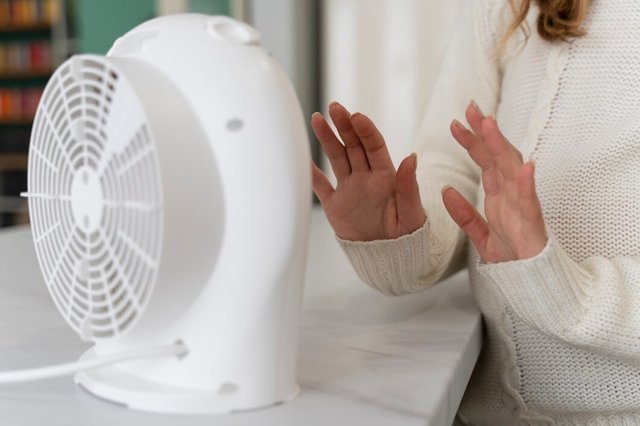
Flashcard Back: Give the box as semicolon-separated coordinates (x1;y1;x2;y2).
311;0;640;424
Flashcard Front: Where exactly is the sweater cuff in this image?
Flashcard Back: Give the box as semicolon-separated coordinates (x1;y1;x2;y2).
336;219;432;296
476;232;593;333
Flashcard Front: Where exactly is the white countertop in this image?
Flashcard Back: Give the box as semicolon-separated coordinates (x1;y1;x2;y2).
0;207;481;426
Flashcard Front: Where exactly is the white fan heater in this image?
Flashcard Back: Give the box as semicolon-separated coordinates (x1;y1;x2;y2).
21;14;311;414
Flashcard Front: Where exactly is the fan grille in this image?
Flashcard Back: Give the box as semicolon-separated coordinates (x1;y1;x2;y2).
26;55;163;341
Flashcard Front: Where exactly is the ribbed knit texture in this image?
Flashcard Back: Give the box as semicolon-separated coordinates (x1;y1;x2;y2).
337;0;640;424
337;220;433;296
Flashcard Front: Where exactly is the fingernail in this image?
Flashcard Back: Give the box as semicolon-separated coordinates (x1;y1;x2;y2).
441;185;453;195
311;111;321;119
470;100;483;115
451;119;464;130
411;152;418;169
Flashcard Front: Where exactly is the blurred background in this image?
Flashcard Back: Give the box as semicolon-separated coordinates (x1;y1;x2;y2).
0;0;459;227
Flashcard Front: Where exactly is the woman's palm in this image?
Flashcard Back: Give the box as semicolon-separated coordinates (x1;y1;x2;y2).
311;103;425;242
442;103;548;262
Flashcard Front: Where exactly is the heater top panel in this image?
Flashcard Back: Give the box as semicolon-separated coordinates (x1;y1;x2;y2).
26;55;163;342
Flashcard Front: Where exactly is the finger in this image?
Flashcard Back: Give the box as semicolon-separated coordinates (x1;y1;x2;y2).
311;161;334;205
518;162;547;254
450;119;501;195
450;119;494;171
351;112;395;171
441;185;490;257
481;167;501;196
465;100;485;137
311;112;351;180
482;117;524;206
482;117;523;181
328;102;370;172
396;153;426;231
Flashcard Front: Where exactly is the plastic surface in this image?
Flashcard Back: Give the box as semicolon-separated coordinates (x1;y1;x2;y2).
25;14;312;414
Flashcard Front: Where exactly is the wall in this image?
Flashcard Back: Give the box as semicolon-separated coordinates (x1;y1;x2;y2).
73;0;156;54
322;0;461;171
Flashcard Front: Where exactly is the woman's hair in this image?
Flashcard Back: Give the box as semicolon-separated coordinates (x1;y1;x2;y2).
502;0;589;46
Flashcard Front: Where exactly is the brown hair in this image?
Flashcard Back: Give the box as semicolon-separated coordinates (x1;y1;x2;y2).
501;0;589;47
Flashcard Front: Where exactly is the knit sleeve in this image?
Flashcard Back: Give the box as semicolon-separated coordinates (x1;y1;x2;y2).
338;0;505;296
477;231;640;362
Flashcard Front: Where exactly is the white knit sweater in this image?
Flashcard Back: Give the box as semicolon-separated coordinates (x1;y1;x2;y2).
337;0;640;424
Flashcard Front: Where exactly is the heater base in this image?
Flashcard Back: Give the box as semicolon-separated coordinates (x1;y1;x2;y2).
74;348;299;415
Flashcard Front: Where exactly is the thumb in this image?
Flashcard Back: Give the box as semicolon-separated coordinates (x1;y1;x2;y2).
396;153;426;231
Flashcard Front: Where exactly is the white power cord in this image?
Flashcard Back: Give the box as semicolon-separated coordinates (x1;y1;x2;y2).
0;341;188;384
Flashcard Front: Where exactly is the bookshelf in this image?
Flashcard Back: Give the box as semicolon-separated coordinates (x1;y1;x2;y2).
0;0;68;227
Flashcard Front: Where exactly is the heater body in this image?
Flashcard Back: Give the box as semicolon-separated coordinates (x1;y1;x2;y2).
28;14;311;414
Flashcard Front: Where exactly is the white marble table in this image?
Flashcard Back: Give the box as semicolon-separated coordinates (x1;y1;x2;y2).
0;207;481;426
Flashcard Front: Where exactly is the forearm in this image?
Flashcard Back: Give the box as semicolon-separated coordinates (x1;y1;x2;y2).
478;230;640;362
337;209;468;296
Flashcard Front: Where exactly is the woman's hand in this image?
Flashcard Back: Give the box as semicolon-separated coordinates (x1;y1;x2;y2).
311;102;426;241
442;101;548;263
